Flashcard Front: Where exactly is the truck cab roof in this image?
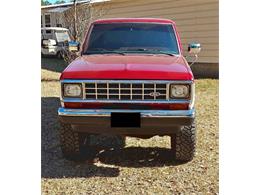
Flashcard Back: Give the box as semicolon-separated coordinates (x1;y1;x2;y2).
92;18;176;24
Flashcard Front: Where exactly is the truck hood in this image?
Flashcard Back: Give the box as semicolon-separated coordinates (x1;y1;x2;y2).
60;54;193;80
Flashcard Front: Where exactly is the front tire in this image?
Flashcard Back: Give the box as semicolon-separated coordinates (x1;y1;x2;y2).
59;122;89;161
171;121;196;162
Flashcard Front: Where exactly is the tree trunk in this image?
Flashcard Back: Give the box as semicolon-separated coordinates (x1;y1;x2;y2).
73;0;77;41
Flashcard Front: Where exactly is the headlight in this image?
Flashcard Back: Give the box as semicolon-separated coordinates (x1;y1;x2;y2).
63;83;82;98
170;84;190;98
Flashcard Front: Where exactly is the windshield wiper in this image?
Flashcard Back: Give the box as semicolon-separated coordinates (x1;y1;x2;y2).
143;49;177;56
84;48;126;55
121;48;177;56
154;51;177;56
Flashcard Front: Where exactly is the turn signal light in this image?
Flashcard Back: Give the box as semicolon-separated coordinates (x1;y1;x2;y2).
64;102;189;110
169;103;189;110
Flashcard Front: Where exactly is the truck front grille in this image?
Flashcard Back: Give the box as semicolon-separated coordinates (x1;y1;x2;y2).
84;82;168;100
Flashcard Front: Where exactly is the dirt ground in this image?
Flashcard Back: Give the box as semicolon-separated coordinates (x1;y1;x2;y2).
41;58;219;194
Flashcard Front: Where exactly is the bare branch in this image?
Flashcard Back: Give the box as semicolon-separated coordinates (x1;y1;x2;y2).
58;0;109;63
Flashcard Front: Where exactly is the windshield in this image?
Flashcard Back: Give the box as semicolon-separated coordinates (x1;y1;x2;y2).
84;23;179;55
55;30;71;42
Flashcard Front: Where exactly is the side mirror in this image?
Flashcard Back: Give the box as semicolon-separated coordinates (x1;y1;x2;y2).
43;39;57;46
187;42;201;66
69;41;80;52
188;42;201;54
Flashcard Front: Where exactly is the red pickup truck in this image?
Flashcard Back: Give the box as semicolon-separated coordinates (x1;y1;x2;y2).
58;18;201;162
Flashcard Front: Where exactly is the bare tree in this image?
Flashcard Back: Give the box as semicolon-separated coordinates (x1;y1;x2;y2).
58;0;109;63
73;0;78;41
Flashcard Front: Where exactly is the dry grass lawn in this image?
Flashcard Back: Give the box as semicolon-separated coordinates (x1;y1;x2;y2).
41;58;219;194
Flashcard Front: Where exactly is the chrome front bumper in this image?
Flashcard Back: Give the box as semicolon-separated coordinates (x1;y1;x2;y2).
58;107;195;118
58;108;195;135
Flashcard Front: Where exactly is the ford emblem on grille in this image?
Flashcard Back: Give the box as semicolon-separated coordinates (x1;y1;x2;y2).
149;92;161;97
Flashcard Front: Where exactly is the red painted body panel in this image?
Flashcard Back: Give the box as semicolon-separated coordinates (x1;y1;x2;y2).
61;18;192;81
60;55;193;80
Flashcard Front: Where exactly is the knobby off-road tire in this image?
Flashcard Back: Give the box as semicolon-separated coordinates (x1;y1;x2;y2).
59;122;89;161
171;122;196;162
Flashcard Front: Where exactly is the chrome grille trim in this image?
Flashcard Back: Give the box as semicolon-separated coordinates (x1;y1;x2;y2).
154;83;156;100
142;83;144;100
119;83;121;100
61;80;193;103
130;83;133;100
82;82;86;100
84;81;168;101
95;83;97;100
